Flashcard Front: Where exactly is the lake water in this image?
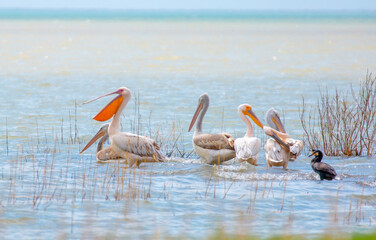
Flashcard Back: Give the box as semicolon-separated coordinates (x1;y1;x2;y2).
0;11;376;239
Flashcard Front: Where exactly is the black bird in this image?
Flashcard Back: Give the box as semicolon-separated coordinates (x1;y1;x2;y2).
309;150;337;181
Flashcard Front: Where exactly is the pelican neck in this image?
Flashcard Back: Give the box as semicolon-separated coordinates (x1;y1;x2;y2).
97;133;108;152
108;94;131;136
239;111;254;137
195;99;209;134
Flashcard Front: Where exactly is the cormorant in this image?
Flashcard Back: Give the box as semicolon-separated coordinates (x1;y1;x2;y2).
309;150;337;181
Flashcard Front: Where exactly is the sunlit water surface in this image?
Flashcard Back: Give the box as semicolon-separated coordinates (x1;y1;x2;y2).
0;15;376;239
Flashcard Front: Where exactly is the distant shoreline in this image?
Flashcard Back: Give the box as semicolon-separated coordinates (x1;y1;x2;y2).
0;9;375;21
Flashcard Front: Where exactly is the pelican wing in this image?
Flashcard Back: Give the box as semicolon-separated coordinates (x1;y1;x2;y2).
112;133;165;161
234;137;261;160
193;133;235;150
287;139;304;155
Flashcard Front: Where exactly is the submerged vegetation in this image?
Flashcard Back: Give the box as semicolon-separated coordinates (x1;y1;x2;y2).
300;72;376;156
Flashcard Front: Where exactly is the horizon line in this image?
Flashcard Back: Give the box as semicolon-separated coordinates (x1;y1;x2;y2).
1;8;376;12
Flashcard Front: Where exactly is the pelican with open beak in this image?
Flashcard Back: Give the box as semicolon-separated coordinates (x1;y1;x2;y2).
81;87;167;167
188;93;236;164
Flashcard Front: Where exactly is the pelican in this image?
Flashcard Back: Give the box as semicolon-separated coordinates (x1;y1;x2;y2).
82;87;167;167
234;104;261;166
245;107;292;170
80;123;123;162
265;108;303;161
309;150;337;180
263;126;291;170
188;93;236;164
259;108;304;169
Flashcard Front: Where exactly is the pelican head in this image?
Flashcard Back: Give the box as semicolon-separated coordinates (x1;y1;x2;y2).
84;87;131;122
238;104;264;129
80;123;110;154
188;93;209;132
265;107;286;133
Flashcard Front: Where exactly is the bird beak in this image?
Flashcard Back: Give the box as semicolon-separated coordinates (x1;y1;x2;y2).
80;128;106;153
271;130;290;150
264;128;290;151
271;114;286;133
243;109;264;129
188;102;203;132
308;151;316;157
84;90;123;122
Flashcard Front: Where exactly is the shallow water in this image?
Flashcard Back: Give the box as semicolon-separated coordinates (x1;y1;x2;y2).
0;14;376;239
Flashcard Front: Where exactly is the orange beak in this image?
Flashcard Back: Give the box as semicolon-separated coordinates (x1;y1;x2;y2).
84;90;123;122
80;128;106;153
188;102;203;132
269;129;290;150
243;109;264;129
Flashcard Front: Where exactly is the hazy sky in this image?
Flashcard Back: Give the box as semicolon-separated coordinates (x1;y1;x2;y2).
0;0;375;10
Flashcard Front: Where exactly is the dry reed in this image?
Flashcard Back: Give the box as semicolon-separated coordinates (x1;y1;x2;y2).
300;72;376;156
